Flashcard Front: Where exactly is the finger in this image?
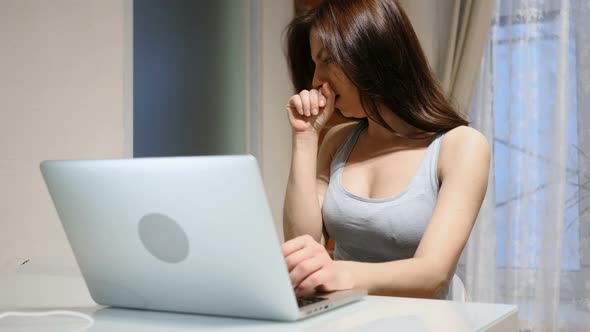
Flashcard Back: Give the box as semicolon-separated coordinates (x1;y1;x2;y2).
299;90;311;116
318;90;327;108
290;256;324;290
309;89;319;116
296;268;331;297
282;234;315;257
320;83;336;116
284;246;315;272
288;95;304;116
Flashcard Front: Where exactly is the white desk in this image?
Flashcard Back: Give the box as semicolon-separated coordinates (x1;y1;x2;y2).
0;266;518;332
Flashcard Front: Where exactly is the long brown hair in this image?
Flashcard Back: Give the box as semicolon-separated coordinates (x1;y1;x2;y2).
285;0;468;134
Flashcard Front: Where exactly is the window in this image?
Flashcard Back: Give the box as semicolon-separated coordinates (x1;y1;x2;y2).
491;12;581;270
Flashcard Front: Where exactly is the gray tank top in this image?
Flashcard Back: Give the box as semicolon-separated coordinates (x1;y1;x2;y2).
322;119;452;299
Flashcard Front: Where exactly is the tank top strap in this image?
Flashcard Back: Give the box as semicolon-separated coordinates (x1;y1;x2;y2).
424;132;445;192
330;119;368;174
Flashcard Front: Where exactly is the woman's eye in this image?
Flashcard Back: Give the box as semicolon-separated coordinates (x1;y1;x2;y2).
322;57;333;64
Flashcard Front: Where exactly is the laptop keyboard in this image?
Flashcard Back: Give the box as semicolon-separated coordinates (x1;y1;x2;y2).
297;296;328;308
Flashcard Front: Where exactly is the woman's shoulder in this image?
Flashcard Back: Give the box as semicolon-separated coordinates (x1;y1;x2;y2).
438;126;491;178
440;125;489;150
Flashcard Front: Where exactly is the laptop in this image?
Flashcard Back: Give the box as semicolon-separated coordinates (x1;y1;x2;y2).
40;155;366;321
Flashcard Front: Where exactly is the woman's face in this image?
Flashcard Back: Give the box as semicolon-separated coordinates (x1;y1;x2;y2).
309;28;365;118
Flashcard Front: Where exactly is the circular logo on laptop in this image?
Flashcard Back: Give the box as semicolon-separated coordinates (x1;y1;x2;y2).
138;213;189;263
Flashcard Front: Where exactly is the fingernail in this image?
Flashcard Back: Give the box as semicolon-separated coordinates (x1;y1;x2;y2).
319;98;326;107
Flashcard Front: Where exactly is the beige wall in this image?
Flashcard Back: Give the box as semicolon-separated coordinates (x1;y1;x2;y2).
0;0;292;274
0;0;132;268
260;0;294;241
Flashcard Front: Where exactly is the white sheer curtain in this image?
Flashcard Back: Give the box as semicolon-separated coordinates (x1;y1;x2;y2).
465;0;590;330
399;0;495;116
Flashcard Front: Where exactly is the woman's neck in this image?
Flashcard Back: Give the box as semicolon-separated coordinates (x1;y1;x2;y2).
364;114;428;143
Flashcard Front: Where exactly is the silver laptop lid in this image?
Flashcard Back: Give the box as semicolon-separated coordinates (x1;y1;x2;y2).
40;155;301;321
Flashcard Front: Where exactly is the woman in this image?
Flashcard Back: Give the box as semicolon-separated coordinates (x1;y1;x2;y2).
282;0;490;300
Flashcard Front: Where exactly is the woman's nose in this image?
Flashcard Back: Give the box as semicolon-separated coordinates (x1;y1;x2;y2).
312;69;324;90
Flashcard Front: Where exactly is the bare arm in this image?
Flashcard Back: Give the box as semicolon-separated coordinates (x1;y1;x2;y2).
283;133;323;242
283;84;336;244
